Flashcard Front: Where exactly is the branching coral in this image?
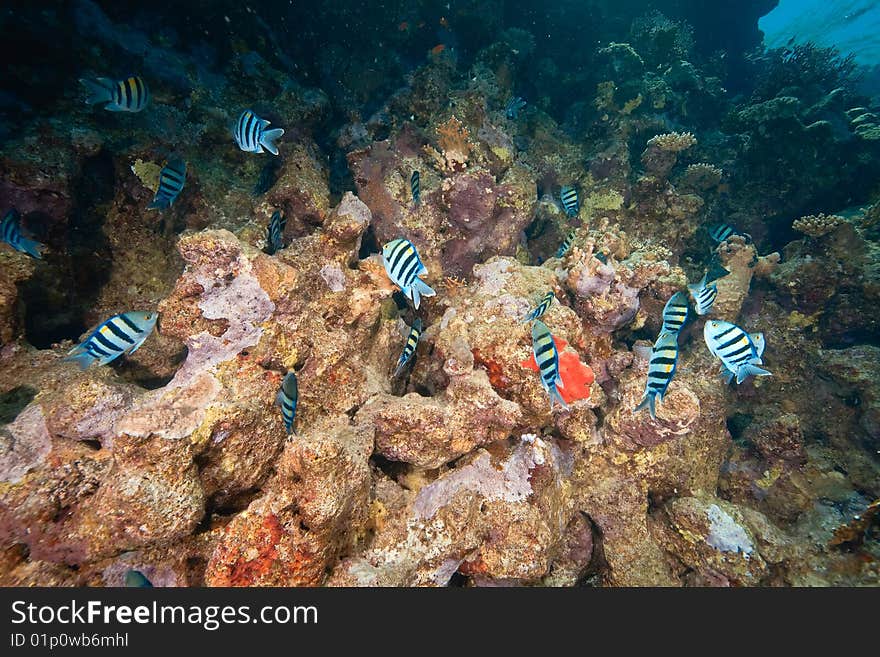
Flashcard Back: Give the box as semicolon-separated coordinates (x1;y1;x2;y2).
793;213;845;238
646;132;697;153
426;115;472;173
641;133;697;180
680;163;722;191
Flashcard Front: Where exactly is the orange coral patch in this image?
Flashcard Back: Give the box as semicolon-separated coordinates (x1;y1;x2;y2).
520;337;595;403
473;348;512;390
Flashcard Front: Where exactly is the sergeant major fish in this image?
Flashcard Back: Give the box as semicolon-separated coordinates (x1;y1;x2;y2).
81;76;150;112
556;230;576;258
560;186;579;217
64;311;158;369
1;208;44;259
233;109;284;155
411;170;421;205
708;223;735;243
381;238;436;310
148;158;186;210
634;331;679;420
531;320;568;410
688;272;718;316
505;96;526;119
276;371;298;435
661;291;689;334
522;291;555;323
394;318;423;376
719;330;766;385
265;210;286;255
704;320;771;384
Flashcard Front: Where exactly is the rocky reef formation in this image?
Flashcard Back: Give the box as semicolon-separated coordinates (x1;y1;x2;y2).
1;1;878;587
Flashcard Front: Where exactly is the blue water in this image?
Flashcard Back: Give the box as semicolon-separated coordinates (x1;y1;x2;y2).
760;0;880;65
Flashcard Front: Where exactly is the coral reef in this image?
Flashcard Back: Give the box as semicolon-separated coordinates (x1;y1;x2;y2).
1;0;879;588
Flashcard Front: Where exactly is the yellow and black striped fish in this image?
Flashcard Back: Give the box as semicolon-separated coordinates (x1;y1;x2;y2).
276;371;298;435
265;210;286;255
556;230;576;258
81;76;150;112
394;318;423;376
64;311;158;369
634;331;679;420
531;320;568;410
709;223;735;243
148;158;186;210
381;238;436;309
560;185;579;217
411;170;420;205
687;272;718;316
1;208;44;259
704;320;771;385
661;291;689;334
522;291;555;323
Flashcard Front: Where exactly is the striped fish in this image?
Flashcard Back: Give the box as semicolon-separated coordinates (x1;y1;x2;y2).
661;291;689;334
505;96;526;119
687;272;718;316
233;109;284;155
394;318;423;376
64;311;158;370
704;320;771;384
276;371;298;435
1;208;44;259
531;320;568;410
411;170;421;205
381;238;436;310
81;76;150;112
124;570;153;588
147;158;186;210
265;210;286;255
522;291;555;323
556;230;576;258
709;223;735;243
634;331;679;420
560;186;579;217
719;330;766;385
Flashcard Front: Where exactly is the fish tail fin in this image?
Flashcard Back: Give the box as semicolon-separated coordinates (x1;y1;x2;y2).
81;78;114;105
63;351;96;370
412;277;436;299
634;393;657;420
16;236;44;259
735;363;771;384
260;128;284;156
393;357;408;377
549;384;569;411
721;370;735;385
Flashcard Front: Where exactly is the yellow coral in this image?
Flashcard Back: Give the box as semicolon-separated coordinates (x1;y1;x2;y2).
595;81;616;112
787;310;820;330
792;213;844;238
646;131;697;152
621;94;643;115
583;189;624;216
131;158;162;192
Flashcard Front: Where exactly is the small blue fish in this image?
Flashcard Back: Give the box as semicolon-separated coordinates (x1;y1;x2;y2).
276;371;298;435
505;96;527;119
81;76;150;112
381;238;436;310
709;223;735;243
64;311;158;370
522;291;555;323
233;109;284;155
594;252;608;264
265;210;286;255
1;209;44;259
560;186;579;217
531;320;568;411
124;570;153;587
148;158;186;210
394;318;423;377
634;331;679;420
704;320;771;384
411;170;421;205
687;272;718;316
661;291;690;334
721;331;766;385
556;230;576;258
